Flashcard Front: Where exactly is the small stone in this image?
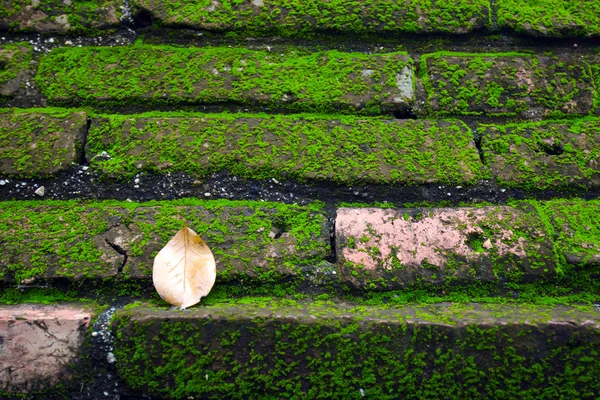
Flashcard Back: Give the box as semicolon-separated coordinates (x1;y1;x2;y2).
204;192;211;197
0;180;5;185
65;40;73;46
482;239;493;249
106;352;116;363
34;186;45;196
91;331;98;337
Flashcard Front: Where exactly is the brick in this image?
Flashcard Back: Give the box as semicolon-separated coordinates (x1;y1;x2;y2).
421;52;594;117
0;108;87;177
336;205;555;290
534;200;600;267
0;0;121;34
113;301;600;398
480;119;600;189
37;46;414;114
0;200;329;284
0;43;31;100
87;114;484;185
131;0;490;36
498;0;600;38
0;304;92;393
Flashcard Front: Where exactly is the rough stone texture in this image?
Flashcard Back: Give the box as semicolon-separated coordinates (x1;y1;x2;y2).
0;200;330;284
0;44;31;100
497;0;600;38
0;303;92;393
37;46;414;114
0;109;87;176
131;0;490;35
421;53;594;117
113;301;600;399
0;0;121;34
480;119;600;189
87;115;484;185
336;205;555;290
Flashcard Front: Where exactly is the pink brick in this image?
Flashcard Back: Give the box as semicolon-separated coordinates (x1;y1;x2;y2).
0;304;92;393
335;206;555;289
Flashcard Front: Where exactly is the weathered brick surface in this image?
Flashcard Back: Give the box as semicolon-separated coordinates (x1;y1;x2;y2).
36;46;414;114
0;304;92;393
0;109;87;176
0;0;121;34
481;119;600;189
336;205;555;290
0;200;329;284
132;0;490;35
421;53;595;117
0;43;31;100
113;302;600;398
497;0;600;38
87;114;484;185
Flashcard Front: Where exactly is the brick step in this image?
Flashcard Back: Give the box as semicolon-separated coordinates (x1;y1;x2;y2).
130;0;490;36
86;113;483;185
421;52;598;118
1;199;598;292
0;199;330;284
0;44;31;101
112;301;600;398
0;0;122;34
36;45;413;114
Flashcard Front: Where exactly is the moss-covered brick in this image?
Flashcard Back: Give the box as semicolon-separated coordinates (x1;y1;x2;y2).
36;45;414;114
0;199;329;284
336;205;555;290
421;52;594;118
86;113;485;185
0;0;121;34
480;118;600;190
0;108;87;177
0;43;32;100
497;0;600;38
113;301;600;399
131;0;490;37
531;199;600;268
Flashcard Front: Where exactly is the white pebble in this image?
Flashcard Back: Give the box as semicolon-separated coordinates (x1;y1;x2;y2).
106;352;116;363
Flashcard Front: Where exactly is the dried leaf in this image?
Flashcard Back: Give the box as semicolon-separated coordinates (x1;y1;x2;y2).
153;223;216;309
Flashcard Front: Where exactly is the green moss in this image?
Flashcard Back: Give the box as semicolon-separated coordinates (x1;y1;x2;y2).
480;118;600;190
132;0;491;37
497;0;600;37
421;51;594;117
86;112;485;185
0;43;32;99
0;0;122;35
36;44;411;114
113;302;600;398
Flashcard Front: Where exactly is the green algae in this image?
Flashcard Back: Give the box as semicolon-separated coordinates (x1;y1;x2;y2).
113;301;600;399
132;0;490;37
36;44;412;115
86;112;485;185
497;0;600;38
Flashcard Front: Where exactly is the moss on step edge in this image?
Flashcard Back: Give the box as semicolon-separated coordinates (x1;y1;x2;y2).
112;301;600;399
0;43;32;99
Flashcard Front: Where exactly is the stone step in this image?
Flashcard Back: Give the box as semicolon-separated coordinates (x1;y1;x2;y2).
1;199;598;292
112;300;600;398
421;52;598;118
335;200;600;290
0;0;122;34
0;43;32;101
497;0;600;38
36;46;414;114
480;118;600;190
0;108;87;177
86;113;484;185
130;0;490;36
0;199;330;284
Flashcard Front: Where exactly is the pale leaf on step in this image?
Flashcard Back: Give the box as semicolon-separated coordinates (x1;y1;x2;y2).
153;223;216;309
